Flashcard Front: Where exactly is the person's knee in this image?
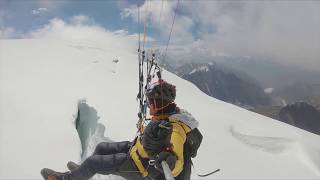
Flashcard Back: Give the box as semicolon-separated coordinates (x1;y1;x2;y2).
114;153;128;165
94;142;109;155
116;141;132;152
93;141;132;155
105;141;131;153
81;155;100;174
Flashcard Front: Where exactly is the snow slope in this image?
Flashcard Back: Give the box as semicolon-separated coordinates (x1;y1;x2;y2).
1;39;320;179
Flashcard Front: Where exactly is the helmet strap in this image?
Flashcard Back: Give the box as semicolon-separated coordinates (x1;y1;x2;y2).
150;99;173;115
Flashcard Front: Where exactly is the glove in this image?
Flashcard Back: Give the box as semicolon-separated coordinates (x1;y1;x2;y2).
154;151;177;173
142;120;172;156
157;121;172;139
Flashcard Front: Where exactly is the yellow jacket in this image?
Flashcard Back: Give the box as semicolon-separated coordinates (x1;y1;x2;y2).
130;116;191;177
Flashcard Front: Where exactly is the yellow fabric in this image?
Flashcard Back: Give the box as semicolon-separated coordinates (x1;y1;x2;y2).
129;140;148;177
169;120;191;176
130;118;191;177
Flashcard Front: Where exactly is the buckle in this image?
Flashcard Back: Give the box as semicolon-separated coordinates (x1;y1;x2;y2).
148;159;156;166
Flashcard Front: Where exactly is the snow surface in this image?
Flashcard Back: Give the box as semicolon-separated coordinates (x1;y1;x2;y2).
264;88;274;94
189;65;210;75
1;39;320;179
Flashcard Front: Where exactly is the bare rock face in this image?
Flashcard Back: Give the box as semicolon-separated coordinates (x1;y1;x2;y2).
179;63;271;107
279;102;320;135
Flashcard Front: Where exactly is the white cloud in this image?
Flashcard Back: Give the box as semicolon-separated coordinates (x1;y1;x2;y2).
69;15;94;26
0;8;18;39
123;1;320;71
122;0;194;45
36;0;64;10
25;16;139;53
0;27;16;39
31;7;48;15
206;2;320;69
264;88;274;94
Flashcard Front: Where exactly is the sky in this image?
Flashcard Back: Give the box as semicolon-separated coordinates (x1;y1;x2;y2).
1;0;320;71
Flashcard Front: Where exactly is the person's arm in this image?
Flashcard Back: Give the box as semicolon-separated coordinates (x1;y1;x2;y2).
169;122;187;177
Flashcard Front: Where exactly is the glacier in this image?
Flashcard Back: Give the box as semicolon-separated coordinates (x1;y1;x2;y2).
0;39;320;179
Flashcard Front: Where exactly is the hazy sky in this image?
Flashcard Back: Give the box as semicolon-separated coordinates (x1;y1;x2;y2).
1;0;319;71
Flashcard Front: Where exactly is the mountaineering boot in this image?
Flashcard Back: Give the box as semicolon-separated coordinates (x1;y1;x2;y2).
40;168;72;180
67;161;80;171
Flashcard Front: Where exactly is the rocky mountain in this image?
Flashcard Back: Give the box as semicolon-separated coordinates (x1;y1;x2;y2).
308;96;320;111
272;83;320;105
251;106;282;119
157;56;320;136
279;102;320;135
253;102;320;135
170;62;272;107
215;58;320;89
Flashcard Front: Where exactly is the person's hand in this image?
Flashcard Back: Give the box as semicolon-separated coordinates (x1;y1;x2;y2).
143;176;153;180
142;120;172;156
154;151;176;172
157;121;172;138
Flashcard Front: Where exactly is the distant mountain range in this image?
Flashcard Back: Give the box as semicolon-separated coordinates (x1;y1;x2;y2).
252;82;320;135
161;54;320;90
279;102;320;135
253;102;320;135
157;56;320;136
272;82;320;106
158;60;272;107
213;58;320;89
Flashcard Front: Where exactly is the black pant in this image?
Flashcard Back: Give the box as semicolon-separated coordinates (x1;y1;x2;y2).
70;141;191;180
70;141;143;180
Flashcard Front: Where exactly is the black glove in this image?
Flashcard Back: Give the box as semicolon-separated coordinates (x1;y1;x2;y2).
157;121;172;138
142;120;172;156
154;151;177;173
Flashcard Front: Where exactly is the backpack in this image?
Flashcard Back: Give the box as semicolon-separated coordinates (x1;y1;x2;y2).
169;110;203;158
186;128;203;158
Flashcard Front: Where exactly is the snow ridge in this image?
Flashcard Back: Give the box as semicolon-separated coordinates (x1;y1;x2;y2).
230;125;294;154
189;65;210;75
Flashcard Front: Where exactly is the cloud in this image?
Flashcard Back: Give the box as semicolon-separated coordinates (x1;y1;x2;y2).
122;0;194;45
0;8;17;39
25;15;139;53
122;1;320;71
0;27;15;39
31;7;48;15
35;0;64;10
69;15;94;26
189;1;320;67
